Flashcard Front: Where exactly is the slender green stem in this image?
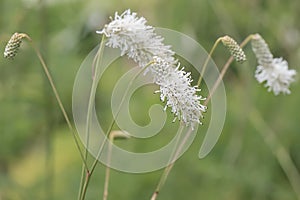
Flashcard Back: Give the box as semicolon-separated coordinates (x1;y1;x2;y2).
197;37;222;87
103;135;113;200
249;109;300;200
205;55;233;105
151;125;184;200
91;63;149;168
151;34;256;200
21;34;88;170
151;37;223;200
91;63;150;168
78;42;105;200
80;49;153;199
151;125;193;200
79;35;106;200
103;131;129;200
77;163;86;200
204;34;254;104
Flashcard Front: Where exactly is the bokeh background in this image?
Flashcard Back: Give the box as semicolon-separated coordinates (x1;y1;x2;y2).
1;0;300;199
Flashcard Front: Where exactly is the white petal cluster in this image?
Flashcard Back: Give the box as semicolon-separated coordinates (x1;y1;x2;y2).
255;58;296;95
97;9;206;126
151;56;206;125
97;9;175;67
251;34;296;95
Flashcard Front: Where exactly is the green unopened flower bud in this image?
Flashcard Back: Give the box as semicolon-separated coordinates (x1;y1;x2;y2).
251;33;273;66
221;35;246;63
4;33;27;59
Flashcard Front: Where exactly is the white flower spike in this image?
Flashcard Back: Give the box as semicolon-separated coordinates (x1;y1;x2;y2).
97;9;175;68
151;56;206;126
251;34;296;95
97;9;206;126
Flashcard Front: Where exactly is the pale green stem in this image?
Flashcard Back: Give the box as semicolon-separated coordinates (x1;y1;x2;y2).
90;62;150;172
151;37;223;200
103;135;113;200
250;109;300;200
80;56;153;199
103;131;130;200
151;125;193;200
21;34;88;170
78;42;104;200
78;163;86;200
204;34;254;104
197;37;222;87
79;34;106;200
151;34;256;200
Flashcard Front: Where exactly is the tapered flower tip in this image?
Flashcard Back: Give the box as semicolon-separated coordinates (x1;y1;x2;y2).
251;33;273;66
221;35;246;63
4;33;27;59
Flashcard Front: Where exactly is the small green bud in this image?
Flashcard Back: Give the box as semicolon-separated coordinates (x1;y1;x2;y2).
221;35;246;63
4;33;27;59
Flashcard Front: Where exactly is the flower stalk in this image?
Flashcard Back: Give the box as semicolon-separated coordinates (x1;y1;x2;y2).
4;32;88;170
103;130;130;200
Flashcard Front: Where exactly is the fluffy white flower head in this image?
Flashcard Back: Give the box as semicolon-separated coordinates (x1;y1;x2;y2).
255;58;296;95
97;9;206;126
151;56;206;126
97;9;175;67
251;34;296;95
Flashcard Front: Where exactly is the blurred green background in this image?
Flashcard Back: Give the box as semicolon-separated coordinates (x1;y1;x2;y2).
1;0;300;199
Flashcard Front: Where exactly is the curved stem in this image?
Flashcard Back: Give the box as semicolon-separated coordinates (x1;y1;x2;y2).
151;34;255;200
197;37;222;87
77;48;104;199
204;34;254;104
21;34;88;170
151;37;223;200
80;55;152;199
204;56;233;104
79;35;106;200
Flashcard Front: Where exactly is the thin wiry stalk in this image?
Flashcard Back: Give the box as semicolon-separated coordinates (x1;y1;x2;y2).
19;34;88;170
79;42;152;199
78;41;105;200
103;131;130;200
103;135;113;200
82;64;149;194
79;34;106;200
80;63;149;199
151;34;255;200
77;162;86;200
204;34;254;104
150;125;185;200
197;37;222;87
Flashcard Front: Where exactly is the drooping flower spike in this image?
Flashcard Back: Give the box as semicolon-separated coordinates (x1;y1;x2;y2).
4;33;28;59
97;9;176;68
151;56;206;125
97;9;206;126
221;35;246;63
251;34;296;95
